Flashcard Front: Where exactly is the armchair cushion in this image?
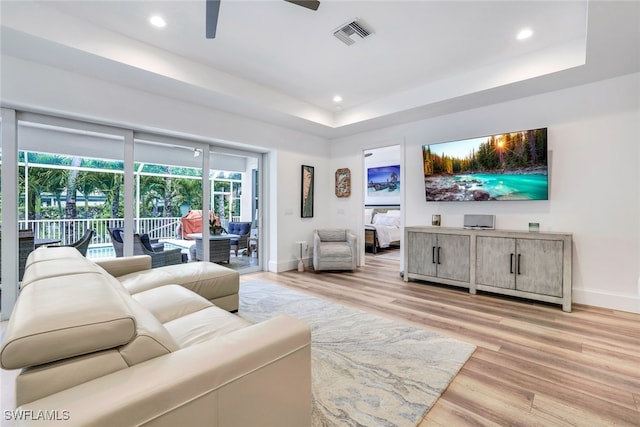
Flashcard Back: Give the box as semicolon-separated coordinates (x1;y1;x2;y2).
111;228;124;243
227;222;251;237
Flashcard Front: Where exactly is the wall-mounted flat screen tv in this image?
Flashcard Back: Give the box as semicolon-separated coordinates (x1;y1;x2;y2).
423;128;548;201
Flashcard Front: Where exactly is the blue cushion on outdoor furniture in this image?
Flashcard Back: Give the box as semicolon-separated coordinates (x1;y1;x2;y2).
111;228;124;243
227;222;252;256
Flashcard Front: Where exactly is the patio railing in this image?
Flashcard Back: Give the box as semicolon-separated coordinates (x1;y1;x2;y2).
18;215;242;246
18;217;182;246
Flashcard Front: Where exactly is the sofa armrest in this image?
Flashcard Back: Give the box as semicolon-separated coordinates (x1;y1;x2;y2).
16;315;311;427
95;255;151;278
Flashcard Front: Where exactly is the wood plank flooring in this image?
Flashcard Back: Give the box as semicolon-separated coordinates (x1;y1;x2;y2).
243;253;640;426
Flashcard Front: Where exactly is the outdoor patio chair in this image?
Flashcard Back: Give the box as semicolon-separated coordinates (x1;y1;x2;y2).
134;233;182;268
108;227;182;268
108;227;125;257
227;221;252;256
18;229;35;281
52;229;94;256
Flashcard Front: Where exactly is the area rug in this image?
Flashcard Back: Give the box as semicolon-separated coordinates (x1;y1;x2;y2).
238;281;476;427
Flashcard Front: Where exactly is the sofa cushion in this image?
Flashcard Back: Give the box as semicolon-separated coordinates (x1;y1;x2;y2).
0;273;136;370
21;258;103;288
164;307;251;348
118;262;239;303
115;297;179;366
132;285;213;324
25;246;82;264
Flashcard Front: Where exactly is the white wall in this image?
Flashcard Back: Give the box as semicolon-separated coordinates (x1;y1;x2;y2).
4;53;640;312
330;72;640;314
269;150;332;272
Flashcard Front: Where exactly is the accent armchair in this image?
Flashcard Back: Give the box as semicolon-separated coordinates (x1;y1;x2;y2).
313;229;357;272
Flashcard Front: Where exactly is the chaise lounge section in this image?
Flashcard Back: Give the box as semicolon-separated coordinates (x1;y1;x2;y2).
1;247;311;426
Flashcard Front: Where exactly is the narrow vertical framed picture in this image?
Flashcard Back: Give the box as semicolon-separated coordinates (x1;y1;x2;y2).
335;168;351;198
301;165;314;218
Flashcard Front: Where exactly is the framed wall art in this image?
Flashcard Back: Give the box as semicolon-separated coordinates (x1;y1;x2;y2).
301;165;314;218
335;168;351;198
366;164;400;205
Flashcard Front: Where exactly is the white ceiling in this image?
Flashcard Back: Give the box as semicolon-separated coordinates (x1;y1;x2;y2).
1;0;639;138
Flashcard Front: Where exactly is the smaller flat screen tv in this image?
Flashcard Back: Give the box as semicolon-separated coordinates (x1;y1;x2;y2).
423;128;548;201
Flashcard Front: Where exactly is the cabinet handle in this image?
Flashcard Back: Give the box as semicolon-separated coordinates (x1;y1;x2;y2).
437;246;441;264
510;253;514;274
432;246;436;264
517;254;521;275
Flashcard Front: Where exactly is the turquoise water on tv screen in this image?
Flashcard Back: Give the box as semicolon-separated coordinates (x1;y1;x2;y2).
455;173;548;200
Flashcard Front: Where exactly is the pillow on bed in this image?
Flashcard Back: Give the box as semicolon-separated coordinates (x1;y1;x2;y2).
373;213;400;227
385;210;401;217
364;208;374;225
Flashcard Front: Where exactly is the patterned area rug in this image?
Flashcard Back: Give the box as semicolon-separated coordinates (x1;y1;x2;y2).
238;281;476;427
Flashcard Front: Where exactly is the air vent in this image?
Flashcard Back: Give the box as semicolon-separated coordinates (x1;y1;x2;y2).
333;19;373;46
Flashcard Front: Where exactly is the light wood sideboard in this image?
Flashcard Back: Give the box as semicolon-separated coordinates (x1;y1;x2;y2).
404;226;572;312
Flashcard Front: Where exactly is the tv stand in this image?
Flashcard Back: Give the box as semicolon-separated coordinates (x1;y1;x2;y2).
404;226;572;312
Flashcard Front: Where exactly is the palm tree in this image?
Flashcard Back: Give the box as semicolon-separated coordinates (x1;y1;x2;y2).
76;171;102;219
139;175;165;217
173;178;203;211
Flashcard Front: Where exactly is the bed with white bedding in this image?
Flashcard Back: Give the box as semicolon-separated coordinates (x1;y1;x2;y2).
364;207;401;253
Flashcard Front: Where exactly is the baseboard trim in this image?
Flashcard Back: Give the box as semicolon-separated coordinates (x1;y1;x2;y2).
573;288;640;314
268;258;310;273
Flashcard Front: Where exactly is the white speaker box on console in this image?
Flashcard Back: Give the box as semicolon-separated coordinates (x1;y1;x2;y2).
463;214;495;229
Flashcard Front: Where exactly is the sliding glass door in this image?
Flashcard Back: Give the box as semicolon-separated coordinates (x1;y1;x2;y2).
0;110;265;319
209;149;261;273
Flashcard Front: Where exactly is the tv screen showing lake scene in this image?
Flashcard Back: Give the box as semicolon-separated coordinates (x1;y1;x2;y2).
423;128;548;201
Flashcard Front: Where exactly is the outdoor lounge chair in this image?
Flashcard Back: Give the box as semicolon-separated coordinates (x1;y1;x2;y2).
108;227;183;268
57;228;94;256
18;229;35;281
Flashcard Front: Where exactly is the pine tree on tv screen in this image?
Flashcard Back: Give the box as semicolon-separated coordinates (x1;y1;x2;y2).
423;128;548;201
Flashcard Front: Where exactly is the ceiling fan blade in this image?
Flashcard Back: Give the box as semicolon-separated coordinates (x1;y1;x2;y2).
206;0;220;39
284;0;320;11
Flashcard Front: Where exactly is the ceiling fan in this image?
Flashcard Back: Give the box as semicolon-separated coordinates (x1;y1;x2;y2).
206;0;320;39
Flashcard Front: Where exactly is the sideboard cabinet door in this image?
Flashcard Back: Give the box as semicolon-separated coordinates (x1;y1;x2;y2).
515;239;564;297
407;231;437;277
476;236;516;290
436;233;470;283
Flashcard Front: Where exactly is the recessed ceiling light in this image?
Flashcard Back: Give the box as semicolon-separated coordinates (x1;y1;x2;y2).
517;28;533;40
149;15;166;28
333;95;343;103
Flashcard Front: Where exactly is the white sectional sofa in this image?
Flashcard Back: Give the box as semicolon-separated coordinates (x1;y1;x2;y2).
1;247;311;426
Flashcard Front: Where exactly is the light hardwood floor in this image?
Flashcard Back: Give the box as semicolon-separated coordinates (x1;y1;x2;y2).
2;253;638;426
243;253;640;426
